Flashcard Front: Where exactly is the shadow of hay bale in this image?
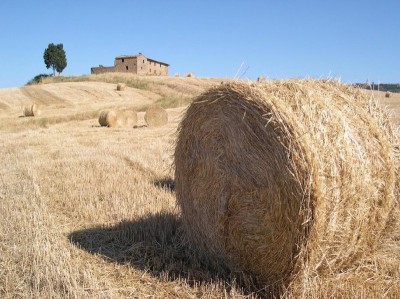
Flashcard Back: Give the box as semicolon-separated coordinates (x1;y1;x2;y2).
153;177;175;192
68;212;265;296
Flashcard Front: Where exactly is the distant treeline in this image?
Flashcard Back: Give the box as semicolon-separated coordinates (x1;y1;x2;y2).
354;83;400;93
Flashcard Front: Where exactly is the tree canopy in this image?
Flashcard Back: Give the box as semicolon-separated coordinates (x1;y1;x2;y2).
43;43;67;76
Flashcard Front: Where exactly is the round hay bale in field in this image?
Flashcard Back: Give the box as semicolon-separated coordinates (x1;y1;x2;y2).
144;105;168;127
98;109;125;127
23;103;40;117
174;73;180;77
98;110;109;127
385;91;391;98
117;83;126;91
99;109;138;128
184;72;195;78
174;79;398;291
121;109;138;127
257;75;266;82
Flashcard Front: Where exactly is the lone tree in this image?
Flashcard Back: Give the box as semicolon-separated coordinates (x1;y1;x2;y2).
43;43;67;76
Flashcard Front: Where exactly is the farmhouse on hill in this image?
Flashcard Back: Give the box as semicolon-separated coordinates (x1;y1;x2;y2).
91;52;169;76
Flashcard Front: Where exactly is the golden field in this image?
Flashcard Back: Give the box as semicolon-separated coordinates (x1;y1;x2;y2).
0;73;399;298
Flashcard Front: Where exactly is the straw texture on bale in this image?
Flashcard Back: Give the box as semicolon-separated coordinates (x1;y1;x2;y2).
23;103;40;117
99;110;119;127
174;79;398;291
117;83;126;91
121;109;138;127
99;109;137;128
144;105;168;127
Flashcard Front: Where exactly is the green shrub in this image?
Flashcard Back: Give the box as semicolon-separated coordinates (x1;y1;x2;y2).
26;74;51;85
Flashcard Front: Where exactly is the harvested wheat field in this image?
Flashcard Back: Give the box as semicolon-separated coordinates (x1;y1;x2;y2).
0;74;399;299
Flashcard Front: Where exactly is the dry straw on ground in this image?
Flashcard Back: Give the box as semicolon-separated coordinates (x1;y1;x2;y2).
117;83;126;91
98;109;137;128
23;103;40;117
144;105;168;127
174;79;399;296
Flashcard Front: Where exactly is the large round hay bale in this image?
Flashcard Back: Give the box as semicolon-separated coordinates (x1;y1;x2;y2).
23;103;40;117
117;83;126;91
144;105;168;127
385;91;391;98
174;79;398;291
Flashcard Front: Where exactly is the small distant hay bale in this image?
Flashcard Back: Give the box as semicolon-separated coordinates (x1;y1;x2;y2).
99;109;137;128
98;109;122;127
174;73;180;77
257;76;266;82
174;79;398;293
98;110;108;126
121;109;138;127
144;105;168;127
23;104;40;117
117;83;126;91
385;91;391;98
184;72;195;78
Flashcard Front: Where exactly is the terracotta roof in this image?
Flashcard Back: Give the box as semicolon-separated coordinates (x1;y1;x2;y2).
115;53;169;66
147;57;170;66
115;54;140;59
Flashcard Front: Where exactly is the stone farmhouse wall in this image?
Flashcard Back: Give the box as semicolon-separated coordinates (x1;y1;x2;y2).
91;53;169;76
91;66;115;75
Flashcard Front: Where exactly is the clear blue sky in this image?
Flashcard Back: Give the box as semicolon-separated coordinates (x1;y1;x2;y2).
0;0;399;88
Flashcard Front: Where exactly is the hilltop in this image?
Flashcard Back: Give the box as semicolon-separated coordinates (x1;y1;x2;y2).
0;74;399;131
0;73;227;131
